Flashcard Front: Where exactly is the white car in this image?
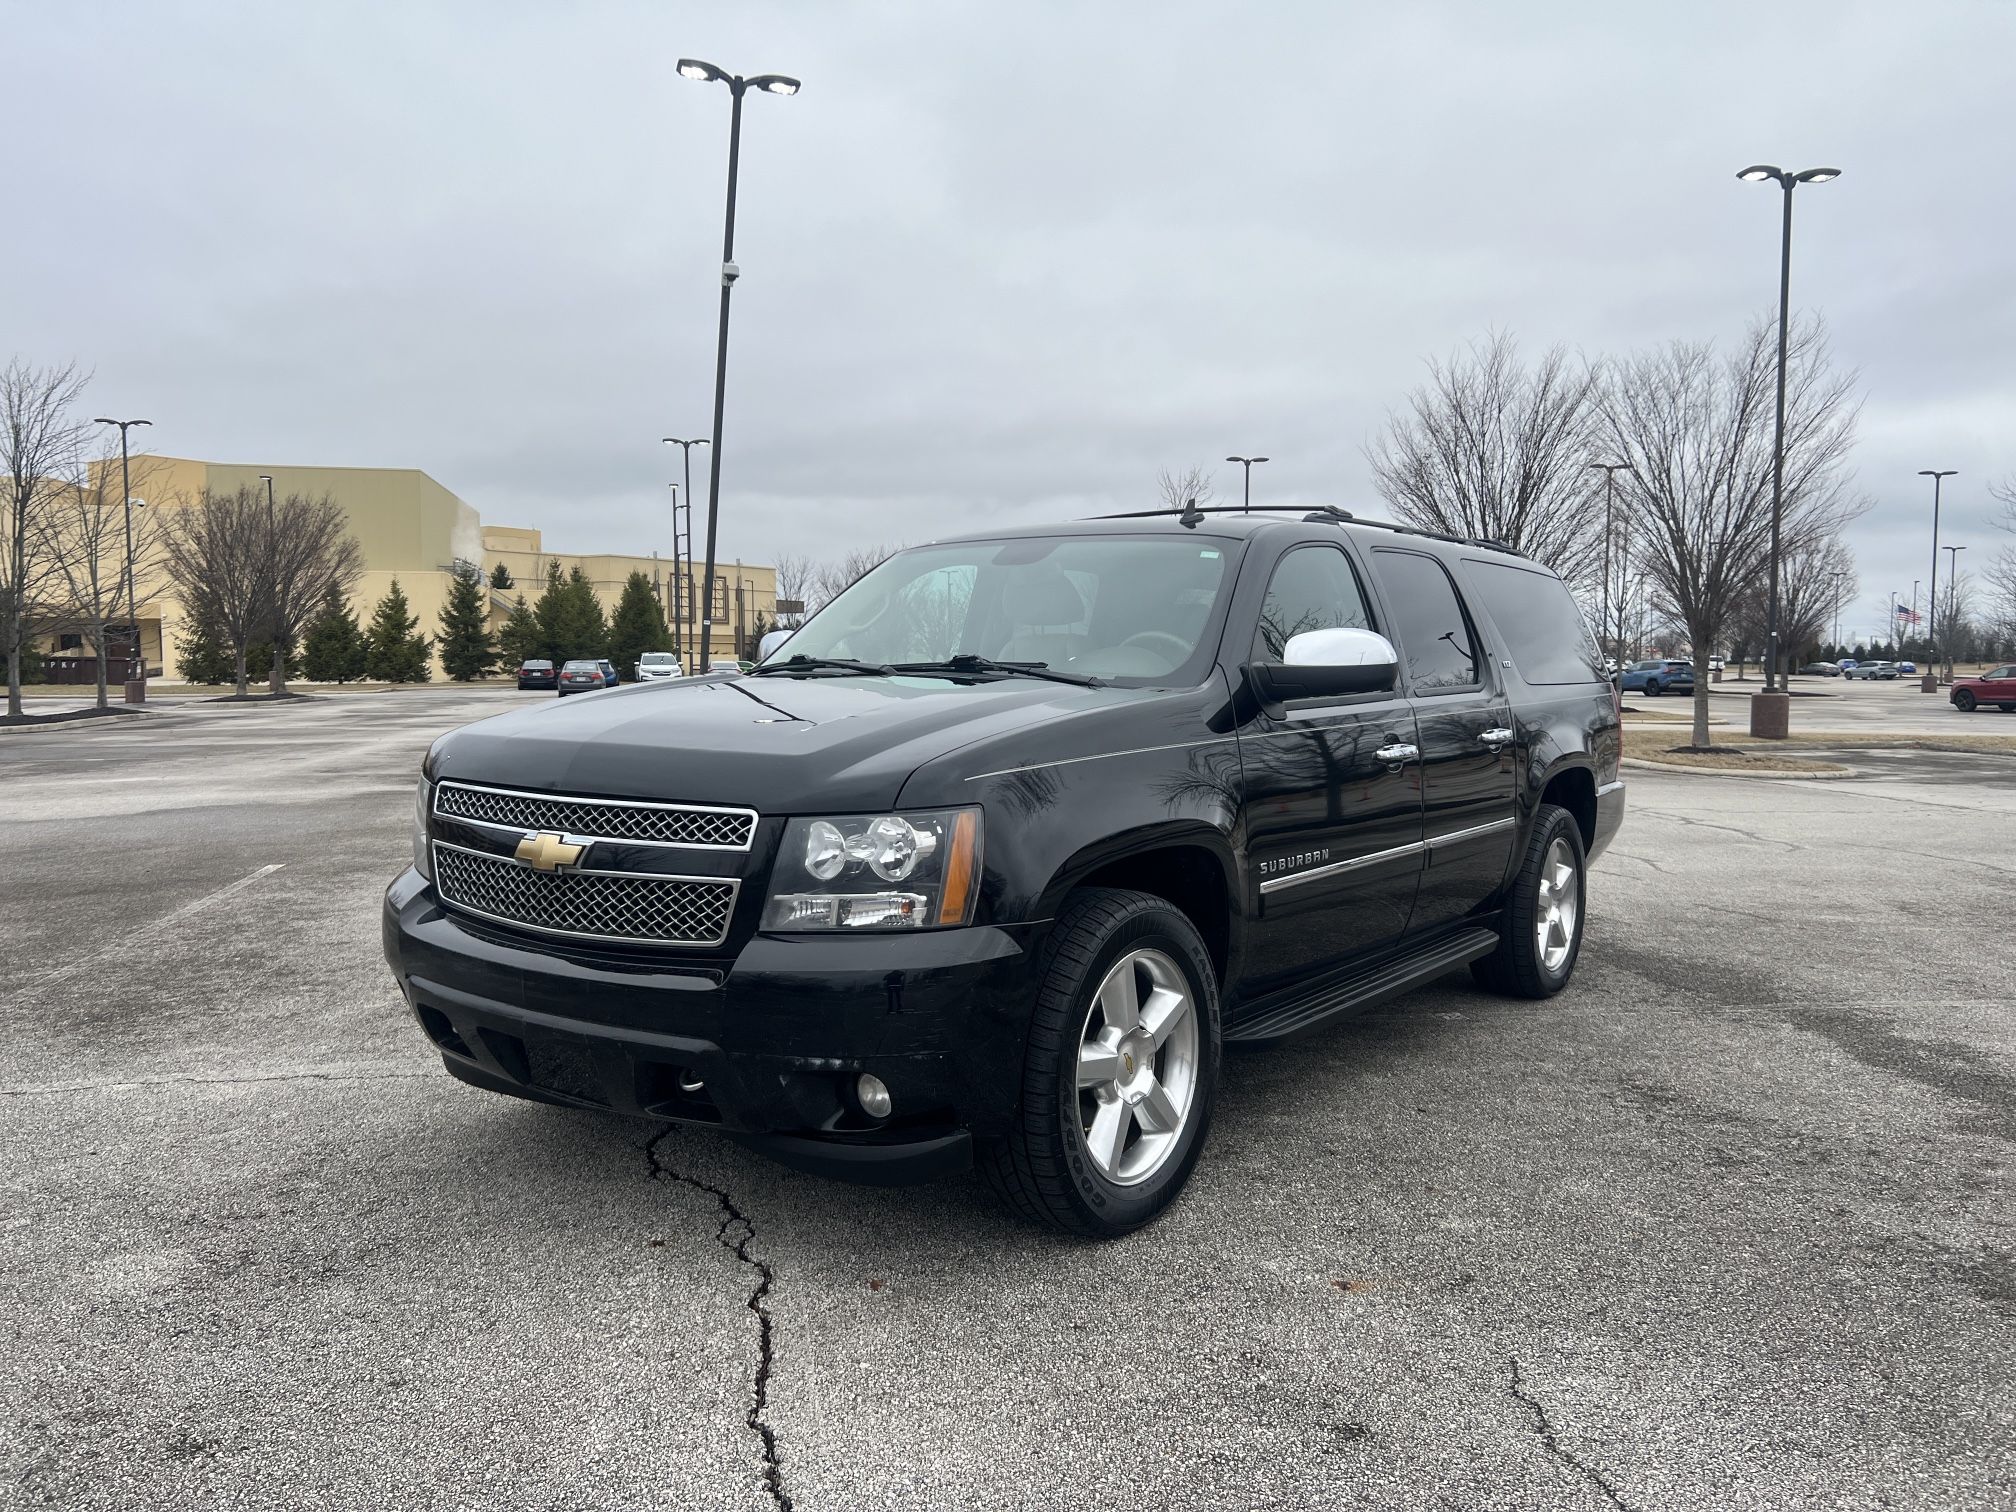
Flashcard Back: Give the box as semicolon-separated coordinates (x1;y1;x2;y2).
635;651;684;681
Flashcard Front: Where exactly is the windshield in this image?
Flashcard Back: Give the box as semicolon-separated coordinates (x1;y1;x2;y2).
769;534;1233;685
562;660;599;672
1630;660;1662;671
640;653;676;665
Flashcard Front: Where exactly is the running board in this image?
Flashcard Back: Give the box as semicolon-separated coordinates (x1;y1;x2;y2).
1223;927;1501;1046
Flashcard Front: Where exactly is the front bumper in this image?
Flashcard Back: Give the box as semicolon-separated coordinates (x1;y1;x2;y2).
381;869;1042;1184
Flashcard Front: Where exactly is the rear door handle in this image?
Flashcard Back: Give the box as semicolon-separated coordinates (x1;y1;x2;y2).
1479;727;1515;748
1374;742;1419;765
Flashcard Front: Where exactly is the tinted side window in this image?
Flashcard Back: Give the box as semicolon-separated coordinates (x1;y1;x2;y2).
1463;558;1605;685
1371;549;1481;691
1252;546;1374;661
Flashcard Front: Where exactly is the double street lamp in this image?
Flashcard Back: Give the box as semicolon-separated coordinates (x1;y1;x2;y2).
91;416;152;687
1587;461;1633;666
1942;543;1967;681
1737;163;1840;729
677;58;799;669
662;436;709;662
1919;468;1957;690
1224;455;1269;512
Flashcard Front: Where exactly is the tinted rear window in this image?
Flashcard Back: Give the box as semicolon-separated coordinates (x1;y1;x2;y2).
1462;559;1604;686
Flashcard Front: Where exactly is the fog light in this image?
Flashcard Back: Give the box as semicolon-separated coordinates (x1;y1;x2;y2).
855;1073;893;1120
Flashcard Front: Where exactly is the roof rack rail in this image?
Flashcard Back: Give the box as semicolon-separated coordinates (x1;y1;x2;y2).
1084;504;1527;558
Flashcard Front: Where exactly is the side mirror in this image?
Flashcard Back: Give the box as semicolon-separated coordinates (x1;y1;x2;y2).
757;628;795;663
1250;628;1399;701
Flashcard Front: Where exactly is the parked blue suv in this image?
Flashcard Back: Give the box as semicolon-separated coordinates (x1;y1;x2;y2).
1620;658;1695;696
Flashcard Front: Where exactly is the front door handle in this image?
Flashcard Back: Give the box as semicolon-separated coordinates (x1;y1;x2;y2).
1374;742;1419;765
1479;727;1515;748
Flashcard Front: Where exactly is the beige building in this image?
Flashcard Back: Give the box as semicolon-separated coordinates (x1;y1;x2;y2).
46;457;775;678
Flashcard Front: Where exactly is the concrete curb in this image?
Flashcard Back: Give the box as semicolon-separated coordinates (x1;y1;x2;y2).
1620;755;1854;780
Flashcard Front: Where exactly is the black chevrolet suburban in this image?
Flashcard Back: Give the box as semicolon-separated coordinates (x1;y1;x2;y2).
384;507;1623;1236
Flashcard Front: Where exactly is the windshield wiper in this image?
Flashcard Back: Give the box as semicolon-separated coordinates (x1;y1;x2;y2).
892;654;1104;688
748;655;895;678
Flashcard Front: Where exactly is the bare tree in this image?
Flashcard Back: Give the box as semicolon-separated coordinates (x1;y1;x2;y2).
1986;477;2016;651
771;552;814;628
1596;316;1863;747
1367;332;1604;582
45;449;168;708
810;544;900;612
1155;465;1216;513
160;485;273;697
2;359;90;717
263;492;364;694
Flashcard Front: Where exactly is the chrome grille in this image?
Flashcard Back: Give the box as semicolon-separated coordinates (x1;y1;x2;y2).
434;782;754;850
433;843;737;947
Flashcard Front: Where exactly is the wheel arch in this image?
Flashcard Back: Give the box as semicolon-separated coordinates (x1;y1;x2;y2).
1534;757;1598;853
1033;823;1238;989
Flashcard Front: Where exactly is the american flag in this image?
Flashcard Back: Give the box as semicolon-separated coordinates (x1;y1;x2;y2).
1895;606;1922;624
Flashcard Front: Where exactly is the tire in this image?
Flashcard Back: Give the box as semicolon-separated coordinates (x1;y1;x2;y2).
2000;705;2015;713
1646;680;1663;697
1470;804;1587;1000
1954;691;1976;712
980;888;1221;1239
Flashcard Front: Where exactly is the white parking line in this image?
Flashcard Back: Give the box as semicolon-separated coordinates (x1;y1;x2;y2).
4;863;287;1005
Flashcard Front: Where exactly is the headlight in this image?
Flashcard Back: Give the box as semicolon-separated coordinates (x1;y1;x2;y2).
413;776;433;880
763;807;982;931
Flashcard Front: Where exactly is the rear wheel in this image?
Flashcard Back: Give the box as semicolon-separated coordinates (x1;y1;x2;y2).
1646;680;1663;697
1471;805;1586;1000
1954;690;1977;712
981;888;1220;1238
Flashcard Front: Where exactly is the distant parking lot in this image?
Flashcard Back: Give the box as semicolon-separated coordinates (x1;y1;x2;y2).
4;692;2012;1510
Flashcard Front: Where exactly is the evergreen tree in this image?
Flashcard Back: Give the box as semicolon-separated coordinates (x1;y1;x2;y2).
302;584;370;683
365;578;432;682
489;561;514;591
608;570;671;677
245;638;304;683
437;559;498;681
536;564;608;663
497;593;541;667
174;617;234;684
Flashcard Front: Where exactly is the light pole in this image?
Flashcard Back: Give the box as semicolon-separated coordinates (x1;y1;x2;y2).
1828;569;1848;653
259;474;280;692
666;482;681;659
1888;591;1899;656
1910;578;1920;657
1224;455;1269;513
1587;462;1633;666
662;437;709;662
1943;544;1967;681
677;58;798;670
1737;163;1840;731
92;416;152;686
1919;469;1956;690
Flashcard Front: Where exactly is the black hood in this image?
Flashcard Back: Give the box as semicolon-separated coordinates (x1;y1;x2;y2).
428;674;1145;812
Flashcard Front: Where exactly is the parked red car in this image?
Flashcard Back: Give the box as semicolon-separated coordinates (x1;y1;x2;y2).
1950;664;2016;713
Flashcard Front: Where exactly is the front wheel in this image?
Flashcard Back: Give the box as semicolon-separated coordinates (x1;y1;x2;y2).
981;888;1220;1238
1471;805;1587;999
1954;690;1977;712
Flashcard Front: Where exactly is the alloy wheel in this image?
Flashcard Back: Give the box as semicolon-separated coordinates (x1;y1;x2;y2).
1534;836;1580;974
1075;947;1199;1186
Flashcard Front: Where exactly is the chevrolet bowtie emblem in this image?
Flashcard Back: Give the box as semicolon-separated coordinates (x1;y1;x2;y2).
515;832;586;873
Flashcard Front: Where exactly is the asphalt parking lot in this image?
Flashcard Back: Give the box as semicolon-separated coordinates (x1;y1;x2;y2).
4;691;2012;1511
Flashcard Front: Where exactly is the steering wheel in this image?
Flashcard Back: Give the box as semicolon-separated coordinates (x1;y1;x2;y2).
1118;631;1191;666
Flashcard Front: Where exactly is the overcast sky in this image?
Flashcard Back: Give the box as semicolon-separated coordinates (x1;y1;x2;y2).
8;0;2012;643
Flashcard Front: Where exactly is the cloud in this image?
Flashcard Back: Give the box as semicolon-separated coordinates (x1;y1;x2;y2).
6;0;2013;646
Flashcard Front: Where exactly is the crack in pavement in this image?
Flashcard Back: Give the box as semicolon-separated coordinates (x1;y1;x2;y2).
1508;1359;1636;1512
645;1126;791;1512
